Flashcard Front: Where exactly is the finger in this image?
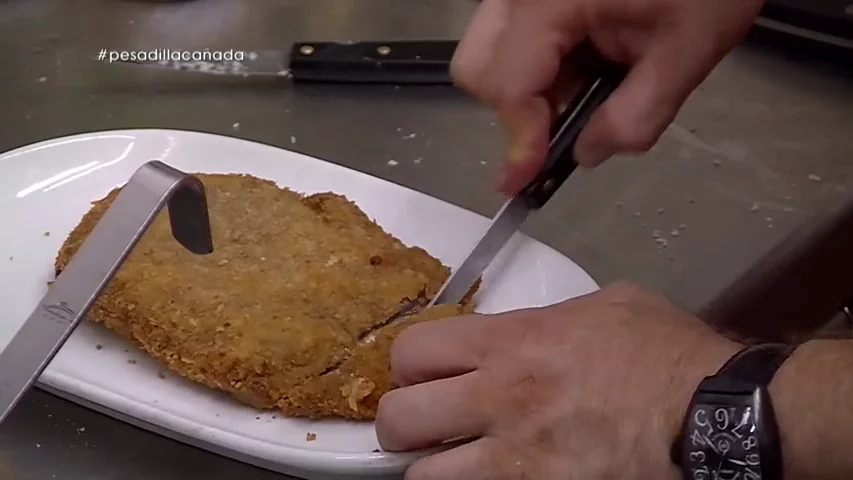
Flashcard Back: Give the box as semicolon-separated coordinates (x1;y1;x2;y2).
573;37;721;167
390;314;492;387
450;0;511;99
498;54;589;195
376;371;489;452
405;438;518;480
482;2;585;194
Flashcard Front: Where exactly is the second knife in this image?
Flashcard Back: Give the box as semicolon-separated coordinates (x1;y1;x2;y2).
108;40;458;85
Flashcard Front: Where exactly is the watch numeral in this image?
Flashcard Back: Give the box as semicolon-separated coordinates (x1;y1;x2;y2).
746;453;760;466
694;408;713;436
744;468;761;480
692;466;710;480
691;430;706;447
715;408;730;430
742;436;757;450
689;451;706;463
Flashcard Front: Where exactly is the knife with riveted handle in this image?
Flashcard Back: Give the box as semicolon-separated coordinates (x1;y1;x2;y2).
106;40;458;85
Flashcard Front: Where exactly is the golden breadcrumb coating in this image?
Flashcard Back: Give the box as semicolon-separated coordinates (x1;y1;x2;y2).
55;174;477;419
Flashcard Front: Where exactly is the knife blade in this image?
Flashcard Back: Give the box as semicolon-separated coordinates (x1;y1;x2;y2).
106;40;458;84
429;63;628;306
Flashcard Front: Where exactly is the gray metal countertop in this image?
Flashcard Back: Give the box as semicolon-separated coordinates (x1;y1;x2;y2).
0;0;852;478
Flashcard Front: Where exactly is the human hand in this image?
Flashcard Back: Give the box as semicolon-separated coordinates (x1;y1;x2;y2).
451;0;764;194
375;282;741;479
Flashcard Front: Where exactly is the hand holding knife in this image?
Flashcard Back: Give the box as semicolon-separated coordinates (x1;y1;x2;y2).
430;62;628;306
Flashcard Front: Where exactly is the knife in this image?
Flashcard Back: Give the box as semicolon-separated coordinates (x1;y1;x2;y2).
429;63;628;306
106;40;458;84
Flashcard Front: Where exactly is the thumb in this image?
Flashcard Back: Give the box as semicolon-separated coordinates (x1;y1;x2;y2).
573;39;720;167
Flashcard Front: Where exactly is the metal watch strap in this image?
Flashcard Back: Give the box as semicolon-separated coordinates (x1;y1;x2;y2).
717;343;796;386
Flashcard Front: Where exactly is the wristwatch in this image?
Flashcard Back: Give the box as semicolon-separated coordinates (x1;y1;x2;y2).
672;343;796;480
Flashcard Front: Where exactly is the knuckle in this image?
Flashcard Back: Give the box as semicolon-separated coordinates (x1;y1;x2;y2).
449;58;501;106
602;280;644;300
611;126;658;153
486;310;544;351
497;368;545;419
449;57;476;90
511;312;548;345
604;115;660;153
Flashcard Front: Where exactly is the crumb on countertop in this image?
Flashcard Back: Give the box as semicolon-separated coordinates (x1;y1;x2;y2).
126;359;137;364
95;344;103;350
306;432;317;441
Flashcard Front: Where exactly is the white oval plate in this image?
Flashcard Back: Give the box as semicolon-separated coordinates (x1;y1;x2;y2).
0;130;599;479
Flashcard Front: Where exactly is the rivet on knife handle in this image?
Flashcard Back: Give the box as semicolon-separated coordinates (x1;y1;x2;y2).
0;161;213;425
288;40;458;84
518;64;628;210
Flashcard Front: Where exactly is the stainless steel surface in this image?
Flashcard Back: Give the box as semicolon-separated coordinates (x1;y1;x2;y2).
1;0;852;479
430;197;529;306
0;161;212;426
755;17;853;49
113;49;290;77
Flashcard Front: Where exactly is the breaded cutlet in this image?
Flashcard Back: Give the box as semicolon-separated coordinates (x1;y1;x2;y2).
55;174;477;419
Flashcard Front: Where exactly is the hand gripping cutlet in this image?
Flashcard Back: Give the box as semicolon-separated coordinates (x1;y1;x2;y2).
0;161;213;425
55;172;478;419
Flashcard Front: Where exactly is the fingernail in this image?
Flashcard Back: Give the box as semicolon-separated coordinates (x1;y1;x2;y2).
574;144;614;167
506;135;529;165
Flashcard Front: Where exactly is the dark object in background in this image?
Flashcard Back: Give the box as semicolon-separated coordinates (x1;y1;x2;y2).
759;0;853;47
701;192;853;344
109;41;458;85
705;0;853;343
752;0;853;63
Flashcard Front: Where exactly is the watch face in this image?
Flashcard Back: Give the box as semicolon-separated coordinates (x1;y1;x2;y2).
684;403;762;479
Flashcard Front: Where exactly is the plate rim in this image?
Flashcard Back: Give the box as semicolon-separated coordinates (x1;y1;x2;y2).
0;128;600;475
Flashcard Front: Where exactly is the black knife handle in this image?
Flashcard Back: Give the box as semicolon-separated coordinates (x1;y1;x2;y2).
287;40;457;84
518;64;628;209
